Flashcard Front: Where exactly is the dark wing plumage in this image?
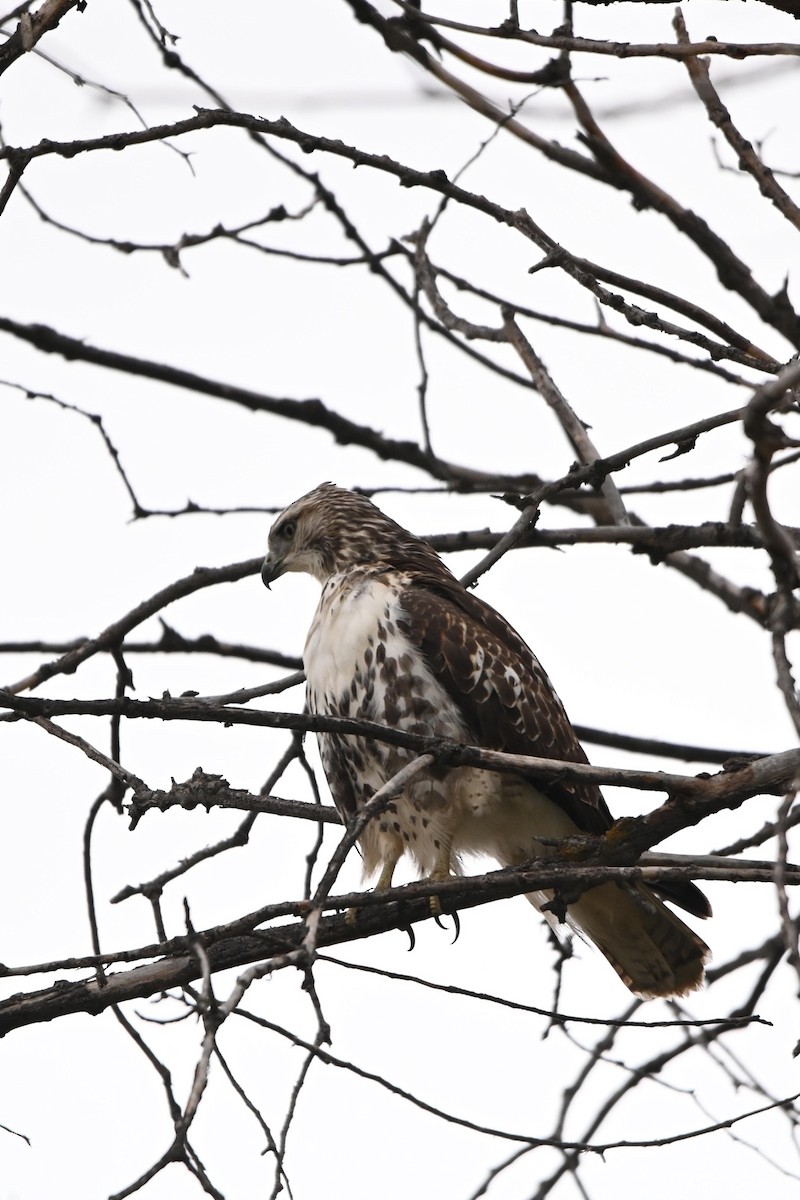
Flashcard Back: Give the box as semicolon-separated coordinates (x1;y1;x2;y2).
400;572;710;920
398;573;613;836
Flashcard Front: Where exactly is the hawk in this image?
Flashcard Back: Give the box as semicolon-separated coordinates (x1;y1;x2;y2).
262;483;710;997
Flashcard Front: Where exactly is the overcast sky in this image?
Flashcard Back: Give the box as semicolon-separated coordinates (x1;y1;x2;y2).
2;3;800;1198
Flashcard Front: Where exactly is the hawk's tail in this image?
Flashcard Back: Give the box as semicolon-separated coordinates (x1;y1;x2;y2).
531;882;710;998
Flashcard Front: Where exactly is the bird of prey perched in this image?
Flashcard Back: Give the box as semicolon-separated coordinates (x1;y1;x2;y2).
262;483;710;997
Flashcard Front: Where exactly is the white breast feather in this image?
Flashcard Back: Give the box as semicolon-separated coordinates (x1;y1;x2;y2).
304;573;401;705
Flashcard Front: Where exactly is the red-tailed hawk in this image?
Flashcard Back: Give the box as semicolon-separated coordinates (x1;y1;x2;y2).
262;483;710;997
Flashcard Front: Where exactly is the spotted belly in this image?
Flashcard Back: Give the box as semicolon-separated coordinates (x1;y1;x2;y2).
304;569;475;877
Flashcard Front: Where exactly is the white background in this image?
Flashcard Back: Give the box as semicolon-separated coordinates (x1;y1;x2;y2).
1;2;799;1198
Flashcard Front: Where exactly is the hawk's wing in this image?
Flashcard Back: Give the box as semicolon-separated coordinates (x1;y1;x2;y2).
399;574;613;836
399;572;710;919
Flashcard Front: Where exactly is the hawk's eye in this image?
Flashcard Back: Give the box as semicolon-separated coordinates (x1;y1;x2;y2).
280;520;296;540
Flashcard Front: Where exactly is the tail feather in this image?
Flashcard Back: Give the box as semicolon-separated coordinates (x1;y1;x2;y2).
651;877;713;920
530;882;710;998
477;778;710;996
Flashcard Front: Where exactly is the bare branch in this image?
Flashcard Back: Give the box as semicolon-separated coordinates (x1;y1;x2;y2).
0;0;84;79
675;8;800;234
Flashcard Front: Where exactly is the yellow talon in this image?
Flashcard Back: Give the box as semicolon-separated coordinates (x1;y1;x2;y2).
424;867;461;940
424;856;453;919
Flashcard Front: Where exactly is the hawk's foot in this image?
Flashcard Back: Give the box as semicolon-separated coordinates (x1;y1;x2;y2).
424;864;452;919
434;909;461;942
425;867;460;941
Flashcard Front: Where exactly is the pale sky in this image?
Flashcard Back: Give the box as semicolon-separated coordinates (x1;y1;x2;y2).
2;3;799;1198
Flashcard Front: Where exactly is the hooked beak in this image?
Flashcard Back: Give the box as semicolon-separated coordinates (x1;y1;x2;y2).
261;554;285;590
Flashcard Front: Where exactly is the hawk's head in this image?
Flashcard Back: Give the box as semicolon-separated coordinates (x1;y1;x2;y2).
261;482;443;587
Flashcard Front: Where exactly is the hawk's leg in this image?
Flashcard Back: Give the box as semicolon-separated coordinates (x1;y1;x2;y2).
374;852;401;894
423;835;456;918
346;838;403;925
